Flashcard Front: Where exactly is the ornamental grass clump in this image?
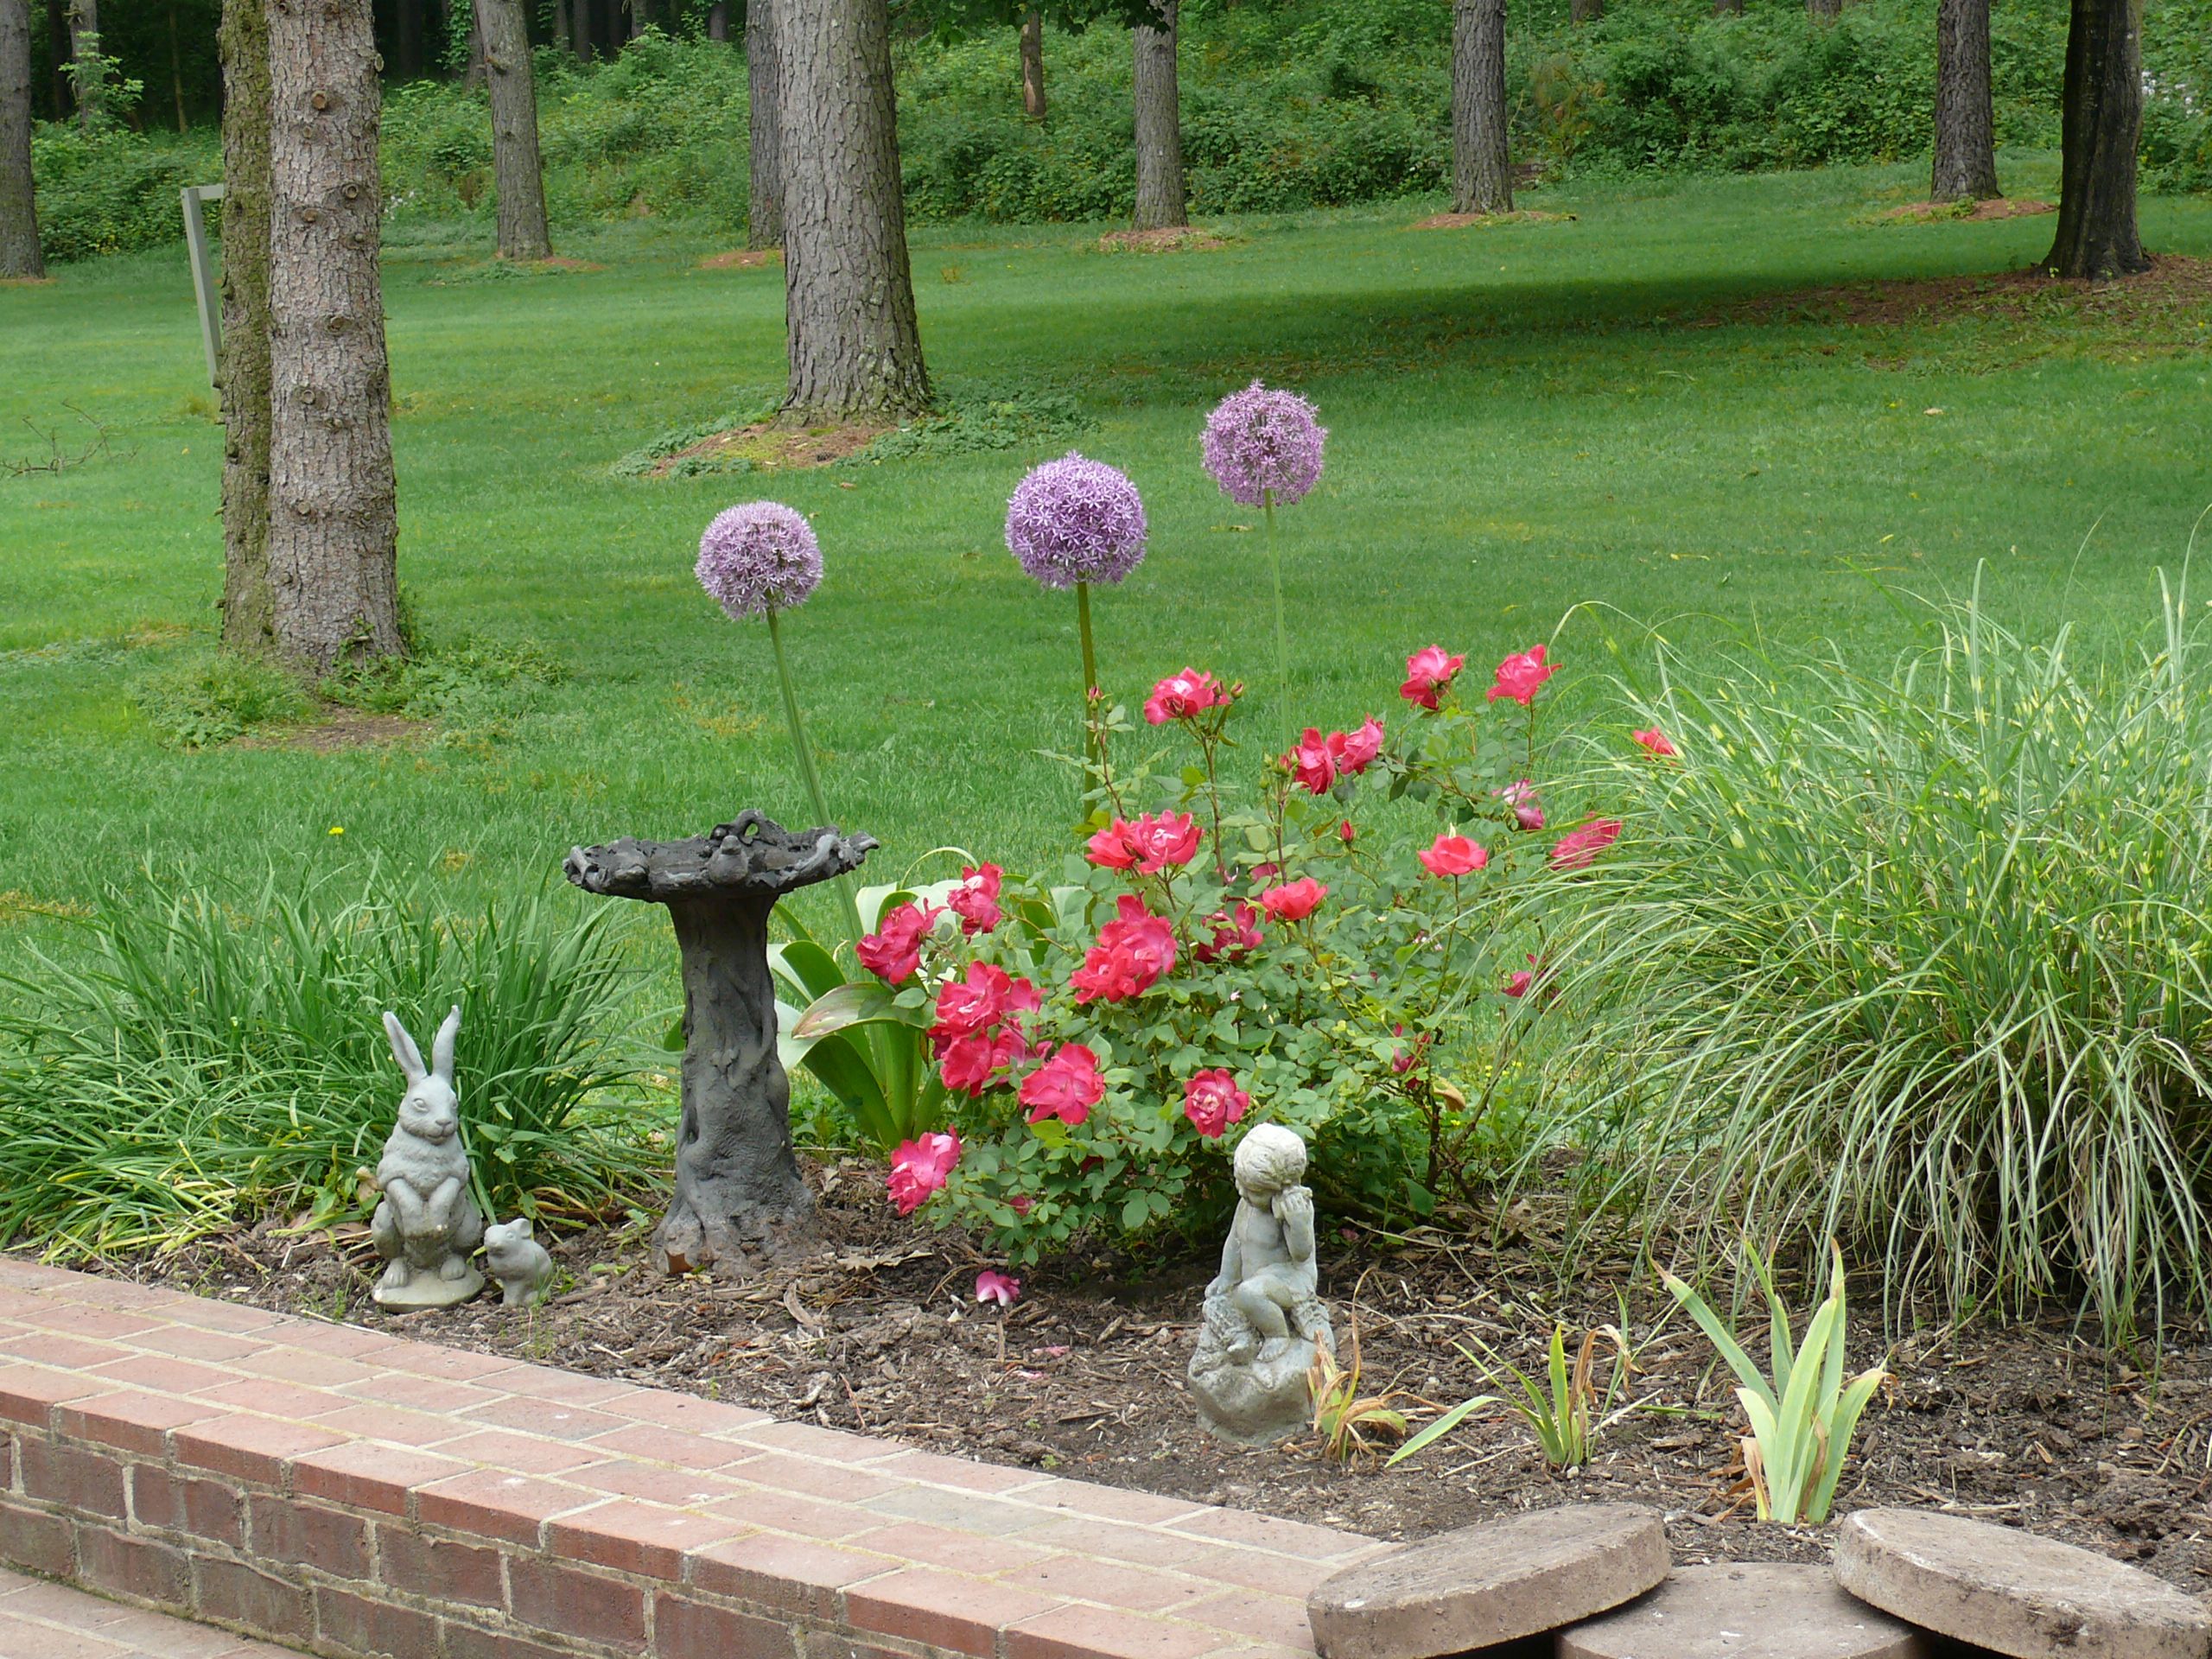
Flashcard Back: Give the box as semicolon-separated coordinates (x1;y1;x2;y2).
1532;575;2212;1335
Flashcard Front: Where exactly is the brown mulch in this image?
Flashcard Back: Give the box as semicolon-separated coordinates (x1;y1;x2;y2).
1876;198;2057;225
74;1158;2212;1591
645;419;888;478
699;249;783;270
1098;228;1231;254
1713;253;2212;331
1409;210;1576;232
235;713;432;753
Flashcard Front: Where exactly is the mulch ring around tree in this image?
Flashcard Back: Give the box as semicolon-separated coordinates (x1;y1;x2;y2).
1875;198;2057;225
1408;210;1577;232
1097;227;1235;254
73;1157;2212;1591
1712;254;2212;333
642;418;890;477
698;249;783;270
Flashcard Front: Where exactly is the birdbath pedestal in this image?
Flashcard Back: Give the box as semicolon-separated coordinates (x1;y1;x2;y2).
564;810;875;1274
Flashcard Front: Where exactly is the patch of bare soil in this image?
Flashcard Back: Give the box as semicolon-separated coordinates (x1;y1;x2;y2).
1409;210;1576;232
699;249;782;270
89;1160;2212;1590
0;276;56;287
1716;254;2212;332
1098;228;1231;254
237;713;432;753
647;419;887;477
1877;198;2056;225
518;256;606;272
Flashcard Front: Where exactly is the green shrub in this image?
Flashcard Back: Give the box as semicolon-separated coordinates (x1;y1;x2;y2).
131;652;314;749
0;874;657;1257
1532;576;2212;1335
29;122;214;262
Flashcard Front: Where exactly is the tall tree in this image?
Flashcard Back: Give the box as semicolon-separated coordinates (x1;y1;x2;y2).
1019;7;1043;119
218;0;271;652
746;0;780;247
1451;0;1510;216
42;0;66;118
265;0;404;672
0;0;41;280
1808;0;1842;16
1130;0;1184;230
1932;0;1999;201
1569;0;1601;21
707;0;728;38
1713;0;1743;14
2045;0;2147;278
776;0;930;420
65;0;96;127
474;0;551;259
396;0;423;78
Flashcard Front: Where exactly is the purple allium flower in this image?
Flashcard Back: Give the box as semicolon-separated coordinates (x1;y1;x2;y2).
1005;453;1148;589
1202;381;1327;507
696;502;823;620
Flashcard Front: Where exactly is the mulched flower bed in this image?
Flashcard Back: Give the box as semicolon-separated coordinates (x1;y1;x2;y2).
56;1160;2212;1592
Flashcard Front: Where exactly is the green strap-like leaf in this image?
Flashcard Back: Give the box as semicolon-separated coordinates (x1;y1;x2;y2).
1663;1269;1778;1414
1384;1395;1501;1467
1806;1365;1888;1523
794;980;924;1039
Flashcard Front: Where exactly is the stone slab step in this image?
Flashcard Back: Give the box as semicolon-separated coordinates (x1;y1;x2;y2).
1558;1562;1927;1659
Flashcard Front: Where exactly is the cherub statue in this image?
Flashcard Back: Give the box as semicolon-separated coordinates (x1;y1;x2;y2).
1188;1124;1334;1442
370;1005;486;1310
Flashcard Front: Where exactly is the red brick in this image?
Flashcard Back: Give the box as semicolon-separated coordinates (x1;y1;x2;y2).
292;1440;467;1516
278;1322;404;1362
1007;1605;1228;1659
1181;1547;1336;1600
429;1427;607;1475
868;1449;1056;1497
1025;1519;1203;1571
1001;1555;1211;1614
194;1557;315;1642
234;1346;380;1389
130;1465;245;1545
378;1344;516;1382
315;1402;475;1447
737;1421;899;1465
174;1414;349;1487
486;1367;635;1407
132;1321;269;1363
588;1422;761;1471
17;1306;158;1339
0;1259;79;1289
250;1494;371;1576
195;1376;346;1421
1023;1480;1209;1525
17;1435;126;1518
700;1486;877;1541
0;1497;75;1576
601;1388;772;1434
688;1534;900;1619
441;1621;582;1659
316;1586;442;1659
1166;1510;1362;1560
377;1522;506;1608
801;1633;915;1659
845;1567;1065;1656
77;1523;191;1608
6;1332;121;1370
653;1592;798;1659
55;1388;224;1456
1179;1592;1313;1648
548;1498;748;1580
340;1369;506;1413
162;1295;283;1332
849;1522;1053;1577
88;1352;238;1394
416;1469;594;1546
0;1363;108;1425
507;1557;647;1651
729;1454;905;1504
465;1395;629;1441
568;1458;753;1509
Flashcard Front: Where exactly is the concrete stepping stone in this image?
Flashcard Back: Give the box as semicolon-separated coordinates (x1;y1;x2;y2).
1559;1563;1928;1659
1834;1508;2212;1659
1307;1503;1669;1659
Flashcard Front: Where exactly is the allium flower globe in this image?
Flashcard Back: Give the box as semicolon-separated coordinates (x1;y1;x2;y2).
695;502;823;620
1005;453;1149;589
1202;381;1327;507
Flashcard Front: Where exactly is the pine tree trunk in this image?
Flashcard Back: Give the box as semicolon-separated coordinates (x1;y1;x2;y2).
776;0;929;421
218;0;271;652
474;0;551;259
1451;0;1511;216
1020;8;1044;120
1808;0;1843;17
464;5;486;86
168;0;188;130
745;0;780;248
1130;0;1185;231
551;0;570;55
707;1;728;41
264;0;404;675
1932;0;1999;200
42;0;65;118
2045;0;2146;277
1569;0;1601;21
0;0;41;279
1713;0;1742;15
66;0;96;128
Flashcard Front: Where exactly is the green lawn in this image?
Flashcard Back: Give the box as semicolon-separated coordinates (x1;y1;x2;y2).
3;156;2210;940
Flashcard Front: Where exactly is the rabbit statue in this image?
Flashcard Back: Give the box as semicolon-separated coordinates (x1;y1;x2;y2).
482;1217;557;1308
370;1004;486;1309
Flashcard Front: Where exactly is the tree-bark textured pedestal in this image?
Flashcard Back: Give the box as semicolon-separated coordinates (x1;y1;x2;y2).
565;811;875;1275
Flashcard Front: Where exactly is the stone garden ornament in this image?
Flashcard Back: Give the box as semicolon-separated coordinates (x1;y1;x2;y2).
482;1217;556;1307
371;1005;486;1309
1188;1123;1335;1443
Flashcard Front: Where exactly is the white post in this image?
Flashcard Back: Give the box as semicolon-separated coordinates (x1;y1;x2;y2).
180;182;226;387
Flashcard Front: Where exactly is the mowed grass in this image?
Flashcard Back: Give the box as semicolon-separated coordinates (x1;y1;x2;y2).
3;156;2210;953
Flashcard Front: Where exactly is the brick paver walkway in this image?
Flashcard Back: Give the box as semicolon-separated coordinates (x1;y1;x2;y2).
0;1564;303;1657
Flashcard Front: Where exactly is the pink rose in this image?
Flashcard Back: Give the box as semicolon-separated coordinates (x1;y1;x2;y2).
1072;895;1178;1002
1503;953;1552;1004
1488;645;1557;707
1503;969;1534;999
1020;1043;1105;1128
1193;902;1264;963
1259;877;1327;922
947;863;1003;935
856;901;943;985
887;1130;961;1215
1550;819;1621;871
1633;728;1677;758
1417;834;1489;877
975;1269;1021;1306
1287;728;1337;796
1084;820;1139;871
931;960;1027;1041
1182;1070;1249;1139
1400;645;1466;711
1124;810;1201;874
1143;668;1228;725
1326;715;1385;777
1339;819;1357;846
1500;779;1545;831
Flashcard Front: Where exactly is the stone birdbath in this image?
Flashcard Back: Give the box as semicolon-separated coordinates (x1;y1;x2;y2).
565;810;875;1274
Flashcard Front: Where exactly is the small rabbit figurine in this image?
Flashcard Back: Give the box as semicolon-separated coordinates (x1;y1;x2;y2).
482;1217;556;1308
370;1005;486;1309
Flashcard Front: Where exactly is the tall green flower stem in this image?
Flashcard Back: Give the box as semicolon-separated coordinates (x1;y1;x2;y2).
765;605;865;949
1077;579;1103;803
1264;488;1291;756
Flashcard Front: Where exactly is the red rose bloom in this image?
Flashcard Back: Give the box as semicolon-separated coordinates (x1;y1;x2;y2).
1550;819;1622;870
1084;821;1139;871
1500;779;1545;831
1489;645;1558;707
1327;715;1385;776
1287;728;1337;796
1632;728;1677;759
1417;834;1489;877
929;961;1039;1044
1124;810;1201;874
938;1027;1032;1096
887;1131;961;1215
1400;645;1466;711
1071;895;1178;1002
947;863;1003;935
1143;668;1228;725
1194;902;1264;963
856;901;943;985
1259;877;1327;922
1182;1069;1250;1139
1020;1044;1105;1128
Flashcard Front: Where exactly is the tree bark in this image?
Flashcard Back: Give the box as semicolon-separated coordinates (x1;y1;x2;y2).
1713;0;1742;14
1451;0;1511;216
707;0;728;40
474;0;551;259
2045;0;2146;277
775;0;930;421
1130;0;1185;231
66;0;96;129
1020;8;1043;120
42;0;65;118
1569;0;1601;21
1808;0;1843;17
218;0;271;652
0;0;41;280
745;0;780;248
396;0;422;78
264;0;404;675
168;0;188;130
1932;0;1999;201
